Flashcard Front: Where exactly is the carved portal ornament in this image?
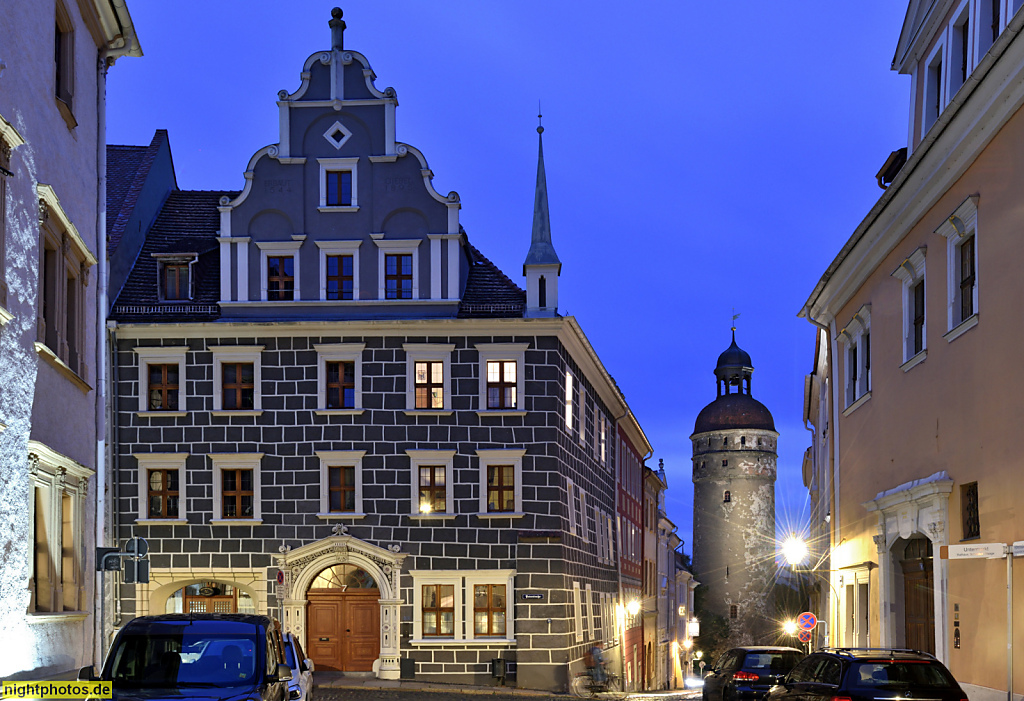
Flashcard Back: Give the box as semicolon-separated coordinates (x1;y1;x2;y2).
54;466;66;492
38;198;48;225
872;533;886;554
28;453;40;477
926;521;945;544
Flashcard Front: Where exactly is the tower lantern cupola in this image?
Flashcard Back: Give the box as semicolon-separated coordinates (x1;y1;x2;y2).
714;328;754;397
523;117;561;317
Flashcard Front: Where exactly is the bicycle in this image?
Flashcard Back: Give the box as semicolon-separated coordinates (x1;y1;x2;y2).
571;668;622;697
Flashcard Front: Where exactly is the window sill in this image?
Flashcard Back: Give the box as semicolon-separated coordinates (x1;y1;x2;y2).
403;410;453;417
314;409;365;416
135;519;189;525
477;411;527;417
210;410;264;417
944;313;978;343
26;611;89;623
475;512;526;520
841;391;871;418
900;350;927;373
136;411;188;418
316;512;367;520
55;97;77;130
409;638;516;646
210;519;264;525
408;513;457;521
317;206;359;213
34;342;92;393
0;304;12;326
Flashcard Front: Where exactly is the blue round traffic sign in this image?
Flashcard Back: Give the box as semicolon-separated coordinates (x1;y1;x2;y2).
797;612;817;630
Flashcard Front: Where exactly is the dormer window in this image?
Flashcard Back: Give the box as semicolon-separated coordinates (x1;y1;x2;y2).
154;255;195;302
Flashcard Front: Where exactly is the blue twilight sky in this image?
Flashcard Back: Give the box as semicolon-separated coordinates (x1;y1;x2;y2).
106;2;911;555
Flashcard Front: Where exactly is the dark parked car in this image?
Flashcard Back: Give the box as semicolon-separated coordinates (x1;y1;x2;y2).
766;648;967;701
80;613;293;701
704;647;804;701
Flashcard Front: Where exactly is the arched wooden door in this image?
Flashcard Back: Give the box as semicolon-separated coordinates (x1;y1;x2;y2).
900;538;935;654
306;564;380;672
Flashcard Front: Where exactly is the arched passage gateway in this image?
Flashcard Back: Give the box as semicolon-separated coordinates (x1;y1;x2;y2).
277;535;406;679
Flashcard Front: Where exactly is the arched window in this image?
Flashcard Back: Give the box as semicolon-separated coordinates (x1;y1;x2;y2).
308;564;378;591
723;490;731;503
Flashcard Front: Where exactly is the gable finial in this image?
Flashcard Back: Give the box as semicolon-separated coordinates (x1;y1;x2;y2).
330;7;346;51
731;309;740;340
538;101;544;134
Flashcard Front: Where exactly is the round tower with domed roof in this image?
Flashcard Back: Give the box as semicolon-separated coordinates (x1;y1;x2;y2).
691;329;778;644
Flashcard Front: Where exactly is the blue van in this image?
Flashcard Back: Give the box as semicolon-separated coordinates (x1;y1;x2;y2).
80;614;292;701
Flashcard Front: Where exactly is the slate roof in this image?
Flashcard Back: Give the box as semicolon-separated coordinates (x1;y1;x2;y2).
106;130;169;255
458;243;526;318
109;190;234;323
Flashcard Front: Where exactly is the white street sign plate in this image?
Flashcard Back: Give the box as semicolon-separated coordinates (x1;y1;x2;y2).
1013;541;1024;558
948;543;1006;559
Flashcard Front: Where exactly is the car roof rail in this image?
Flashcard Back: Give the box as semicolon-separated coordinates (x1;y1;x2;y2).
816;647;937;660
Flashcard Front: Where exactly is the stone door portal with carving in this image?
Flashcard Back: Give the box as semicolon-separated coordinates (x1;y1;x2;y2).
306;564;380;672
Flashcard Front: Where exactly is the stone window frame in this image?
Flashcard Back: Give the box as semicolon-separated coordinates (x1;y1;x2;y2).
464;569;516;642
892;247;928;370
585;583;595;642
134;453;188;524
563;370;575;434
315;239;361;301
475;449;526;518
567;477;577;535
256;240;302;302
407;450;456;520
209;453;264;524
210;345;264;415
316;450;366;519
922;36;946;135
27;440;92;616
317;157;360;212
54;0;76;128
373;238;420;300
573;581;584;642
408;570;462;643
475;343;528;416
839;304;871;415
403;344;453;415
135;346;188;417
314;343;365;415
936;195;980;341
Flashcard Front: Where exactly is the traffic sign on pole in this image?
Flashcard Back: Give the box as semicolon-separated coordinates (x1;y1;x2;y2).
797;629;813;643
797;612;817;630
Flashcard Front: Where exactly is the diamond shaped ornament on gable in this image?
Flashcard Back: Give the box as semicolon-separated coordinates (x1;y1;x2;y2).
324;121;353;150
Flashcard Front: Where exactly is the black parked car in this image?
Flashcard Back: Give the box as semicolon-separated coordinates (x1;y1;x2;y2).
704;647;804;701
766;648;968;701
80;613;293;701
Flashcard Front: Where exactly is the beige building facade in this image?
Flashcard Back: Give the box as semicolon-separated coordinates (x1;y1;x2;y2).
801;3;1024;701
0;0;139;680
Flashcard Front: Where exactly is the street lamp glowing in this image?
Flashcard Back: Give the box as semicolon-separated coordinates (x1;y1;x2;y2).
782;536;809;566
783;620;798;636
626;599;641;616
683;638;693;650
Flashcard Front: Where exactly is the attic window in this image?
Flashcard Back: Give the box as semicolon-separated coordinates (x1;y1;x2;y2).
322;121;353;150
153;254;196;302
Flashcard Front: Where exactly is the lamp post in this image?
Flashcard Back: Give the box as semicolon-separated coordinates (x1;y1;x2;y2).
782;534;845;648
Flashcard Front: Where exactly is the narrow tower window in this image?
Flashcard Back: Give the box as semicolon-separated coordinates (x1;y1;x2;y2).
729;605;738;619
723;490;731;503
538;275;546;308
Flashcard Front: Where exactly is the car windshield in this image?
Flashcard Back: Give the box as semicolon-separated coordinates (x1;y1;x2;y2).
743;651;803;675
849;661;958;690
283;638;298;670
109;631;261;687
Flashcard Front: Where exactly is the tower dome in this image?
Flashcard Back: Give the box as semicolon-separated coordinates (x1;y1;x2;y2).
694;330;775;435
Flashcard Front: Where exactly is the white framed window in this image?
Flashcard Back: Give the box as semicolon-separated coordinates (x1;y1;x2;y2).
839;304;871;412
154;254;196;302
256;240;302;302
585;583;595;642
410;570;462;642
564;371;574;433
892;247;928;368
373;238;420;300
210;453;263;523
936;195;980;339
573;581;584;642
578;386;588;446
210;345;264;414
599;413;608;466
135;346;188;415
975;0;1003;62
408;450;456;518
476;449;526;517
404;344;453;414
475;343;528;414
315;239;361;300
409;570;516;644
135;453;188;523
465;569;516;642
314;343;365;414
596;506;606;563
923;38;946;134
317;157;360;212
950;1;973;96
27;440;92;614
317;450;366;518
567;478;577;535
578;489;588;541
